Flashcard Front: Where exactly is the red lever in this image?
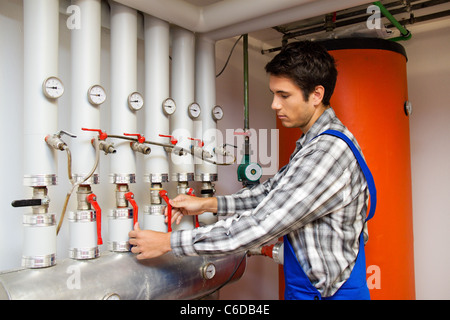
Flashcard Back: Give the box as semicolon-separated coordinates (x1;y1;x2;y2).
86;193;103;245
124;133;146;143
159;190;172;232
186;188;200;228
188;137;204;147
159;134;178;145
125;192;138;226
82;128;108;140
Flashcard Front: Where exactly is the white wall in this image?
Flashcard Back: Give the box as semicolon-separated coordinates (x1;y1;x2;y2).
403;19;450;300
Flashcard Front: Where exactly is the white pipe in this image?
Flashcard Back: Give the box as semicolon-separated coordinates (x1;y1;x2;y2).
109;2;138;182
113;0;372;41
113;0;315;33
204;0;374;41
143;15;170;182
23;0;59;185
70;0;102;183
195;35;217;181
170;26;195;181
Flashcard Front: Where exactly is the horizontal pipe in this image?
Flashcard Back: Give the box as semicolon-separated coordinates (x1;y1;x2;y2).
0;251;246;300
112;0;315;33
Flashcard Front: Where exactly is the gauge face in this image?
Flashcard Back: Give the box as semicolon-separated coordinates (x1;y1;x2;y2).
212;105;224;121
188;102;201;119
202;263;216;280
162;98;176;115
43;76;64;99
128;92;144;111
88;85;106;105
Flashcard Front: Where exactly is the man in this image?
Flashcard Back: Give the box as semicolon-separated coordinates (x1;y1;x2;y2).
129;41;375;300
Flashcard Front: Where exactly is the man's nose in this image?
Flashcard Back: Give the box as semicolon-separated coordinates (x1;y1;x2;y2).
271;97;281;110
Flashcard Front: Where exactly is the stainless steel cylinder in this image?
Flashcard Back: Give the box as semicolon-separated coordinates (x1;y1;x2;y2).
0;251;247;300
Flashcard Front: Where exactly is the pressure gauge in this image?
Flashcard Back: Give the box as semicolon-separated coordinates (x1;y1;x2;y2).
162;98;176;115
201;263;216;280
128;92;144;111
42;76;64;99
87;85;106;106
188;102;201;119
212;105;224;121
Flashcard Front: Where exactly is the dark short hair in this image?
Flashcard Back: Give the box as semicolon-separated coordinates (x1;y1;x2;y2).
265;41;337;106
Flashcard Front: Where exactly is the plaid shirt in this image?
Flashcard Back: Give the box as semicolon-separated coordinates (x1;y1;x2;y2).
171;108;369;297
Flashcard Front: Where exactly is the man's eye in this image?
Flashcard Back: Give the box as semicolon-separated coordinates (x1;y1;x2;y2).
281;95;290;99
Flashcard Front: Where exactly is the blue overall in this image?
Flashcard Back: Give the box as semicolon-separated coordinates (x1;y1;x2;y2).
283;130;377;300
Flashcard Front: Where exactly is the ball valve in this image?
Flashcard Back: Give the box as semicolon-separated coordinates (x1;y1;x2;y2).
82;128;116;154
123;133;151;155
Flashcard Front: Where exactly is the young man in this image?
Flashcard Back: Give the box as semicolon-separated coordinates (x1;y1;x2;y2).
129;41;375;300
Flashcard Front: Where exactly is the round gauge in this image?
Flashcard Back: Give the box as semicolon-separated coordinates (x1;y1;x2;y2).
128;92;144;111
42;76;64;99
201;263;216;280
188;102;201;119
162;98;176;115
212;105;224;121
87;85;106;106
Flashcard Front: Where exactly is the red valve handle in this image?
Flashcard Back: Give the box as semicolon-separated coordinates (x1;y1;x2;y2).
86;193;103;245
124;133;146;143
188;137;204;147
186;188;200;228
82;128;108;140
159;134;178;145
159;190;172;232
125;192;138;226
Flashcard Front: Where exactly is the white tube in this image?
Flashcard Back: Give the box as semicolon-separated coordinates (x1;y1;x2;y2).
113;0;315;33
23;0;59;185
170;26;195;181
143;15;170;182
108;208;133;251
204;0;375;40
68;210;99;259
109;2;138;182
70;0;102;183
195;35;218;182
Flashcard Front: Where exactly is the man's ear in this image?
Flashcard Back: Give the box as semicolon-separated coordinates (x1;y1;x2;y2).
311;85;325;107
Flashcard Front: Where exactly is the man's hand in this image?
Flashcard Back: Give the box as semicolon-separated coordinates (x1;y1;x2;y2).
129;222;171;260
167;194;218;225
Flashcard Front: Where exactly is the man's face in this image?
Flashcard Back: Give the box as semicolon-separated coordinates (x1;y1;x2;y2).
269;75;321;132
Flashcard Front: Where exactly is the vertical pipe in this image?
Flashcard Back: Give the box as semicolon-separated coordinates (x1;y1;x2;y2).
195;35;218;182
23;0;59;185
70;0;102;184
22;0;59;268
144;15;170;183
170;26;195;182
143;15;170;232
109;2;138;183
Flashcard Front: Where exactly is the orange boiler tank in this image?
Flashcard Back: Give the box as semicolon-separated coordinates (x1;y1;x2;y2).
277;38;415;300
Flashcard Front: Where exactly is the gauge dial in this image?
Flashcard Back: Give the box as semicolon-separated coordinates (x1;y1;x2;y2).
162;98;176;115
212;105;224;121
128;92;144;111
201;263;216;280
188;102;201;119
43;76;64;99
87;85;106;106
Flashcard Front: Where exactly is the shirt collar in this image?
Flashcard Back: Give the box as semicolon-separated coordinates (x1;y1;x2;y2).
298;107;336;148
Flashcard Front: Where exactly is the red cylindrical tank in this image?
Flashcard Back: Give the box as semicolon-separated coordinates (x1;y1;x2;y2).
277;38;415;300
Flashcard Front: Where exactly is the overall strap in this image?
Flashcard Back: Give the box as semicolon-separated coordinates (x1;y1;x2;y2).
317;130;376;221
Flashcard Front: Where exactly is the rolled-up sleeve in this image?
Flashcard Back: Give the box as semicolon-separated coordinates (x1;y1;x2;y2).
170;147;348;258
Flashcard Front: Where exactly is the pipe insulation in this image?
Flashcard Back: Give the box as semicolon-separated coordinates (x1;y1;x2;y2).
109;1;138;182
170;26;195;181
70;0;102;183
113;0;316;33
0;251;246;300
144;15;170;182
23;0;59;185
195;35;217;182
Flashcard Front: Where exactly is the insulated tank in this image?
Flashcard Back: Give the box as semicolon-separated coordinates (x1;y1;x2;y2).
277;38;415;300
